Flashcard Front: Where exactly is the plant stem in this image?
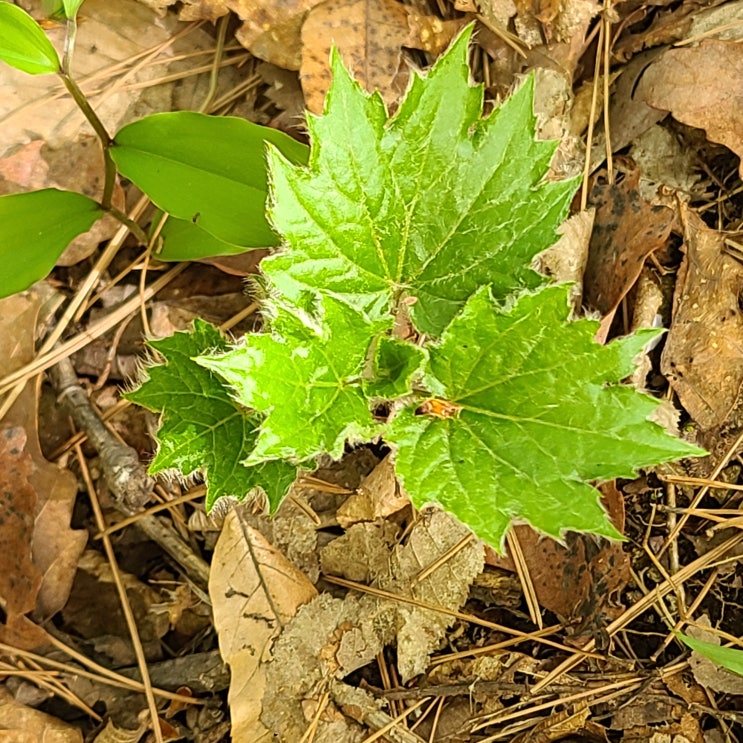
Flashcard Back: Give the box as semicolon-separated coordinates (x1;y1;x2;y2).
107;206;149;245
57;72;147;242
57;72;117;209
57;15;147;244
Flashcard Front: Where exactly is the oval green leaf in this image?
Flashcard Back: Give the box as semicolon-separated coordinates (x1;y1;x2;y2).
0;4;60;75
155;216;251;262
111;112;309;247
0;189;101;298
678;632;743;677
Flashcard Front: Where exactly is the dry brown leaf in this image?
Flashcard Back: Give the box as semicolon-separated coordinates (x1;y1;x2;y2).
661;207;743;431
636;39;743;177
512;0;598;46
61;551;170;665
261;509;483;740
630;125;700;197
0;427;42;618
179;0;324;70
0;686;83;743
209;506;317;742
0;292;86;650
534;208;594;308
604;49;666;157
336;454;409;528
583;169;674;342
300;0;461;113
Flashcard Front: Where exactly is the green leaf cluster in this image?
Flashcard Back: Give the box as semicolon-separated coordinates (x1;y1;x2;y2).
0;6;308;298
131;27;702;548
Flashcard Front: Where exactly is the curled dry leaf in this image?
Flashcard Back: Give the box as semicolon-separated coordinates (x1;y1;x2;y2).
636;39;743;177
209;506;317;742
336;454;409;528
661;207;743;431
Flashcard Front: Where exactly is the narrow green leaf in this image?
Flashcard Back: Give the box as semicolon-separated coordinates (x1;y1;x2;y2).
263;26;577;335
198;297;389;464
63;0;85;19
125;319;296;512
0;3;60;74
678;633;743;677
0;189;101;298
155;216;252;262
388;285;706;549
111;112;309;247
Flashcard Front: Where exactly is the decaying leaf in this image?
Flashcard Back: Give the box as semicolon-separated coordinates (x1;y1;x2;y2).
637;39;743;177
300;0;461;113
180;0;323;70
336;454;410;528
488;482;629;630
209;506;317;741
584;169;674;342
260;510;483;739
0;292;86;650
662;207;743;430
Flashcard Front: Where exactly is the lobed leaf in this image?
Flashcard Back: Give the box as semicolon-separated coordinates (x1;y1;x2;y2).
263;27;577;336
125;319;296;512
388;285;705;549
198;297;389;464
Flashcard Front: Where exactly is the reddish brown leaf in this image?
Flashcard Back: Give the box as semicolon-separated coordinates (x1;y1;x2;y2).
584;169;674;342
487;483;628;633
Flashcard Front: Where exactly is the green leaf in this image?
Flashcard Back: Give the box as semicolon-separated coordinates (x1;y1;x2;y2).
263;26;577;336
0;3;60;74
198;297;389;464
42;1;65;18
111;112;309;247
0;189;101;298
125;319;296;511
155;216;253;262
677;633;743;677
364;336;427;400
63;0;85;19
388;285;705;549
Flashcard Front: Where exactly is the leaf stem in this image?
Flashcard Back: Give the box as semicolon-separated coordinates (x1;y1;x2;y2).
57;62;147;243
57;72;116;209
107;206;149;245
